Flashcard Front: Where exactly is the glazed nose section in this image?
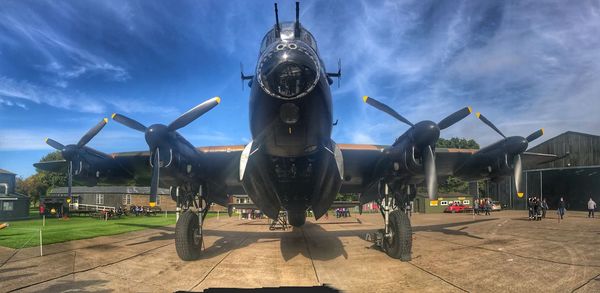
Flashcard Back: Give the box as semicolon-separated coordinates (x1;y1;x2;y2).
257;42;320;100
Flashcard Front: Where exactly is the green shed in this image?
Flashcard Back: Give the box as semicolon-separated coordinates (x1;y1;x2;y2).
0;169;30;221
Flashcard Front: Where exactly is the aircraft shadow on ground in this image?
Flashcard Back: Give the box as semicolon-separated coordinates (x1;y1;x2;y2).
116;218;495;261
412;218;496;240
28;279;111;293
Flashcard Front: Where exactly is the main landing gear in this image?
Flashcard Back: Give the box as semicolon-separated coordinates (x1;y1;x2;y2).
375;183;413;261
173;186;210;261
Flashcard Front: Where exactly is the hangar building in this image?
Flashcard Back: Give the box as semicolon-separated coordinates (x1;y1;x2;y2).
491;131;599;211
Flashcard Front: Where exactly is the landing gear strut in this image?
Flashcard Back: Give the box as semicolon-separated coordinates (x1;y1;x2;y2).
377;183;412;261
174;186;210;261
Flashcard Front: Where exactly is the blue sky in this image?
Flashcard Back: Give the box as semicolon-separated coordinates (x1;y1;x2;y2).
1;0;599;177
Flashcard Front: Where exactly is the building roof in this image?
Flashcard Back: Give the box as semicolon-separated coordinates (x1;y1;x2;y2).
528;131;600;152
0;169;16;175
49;186;170;195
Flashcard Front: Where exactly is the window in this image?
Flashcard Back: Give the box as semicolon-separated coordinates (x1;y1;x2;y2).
0;183;7;195
123;194;131;205
2;201;14;211
96;194;104;205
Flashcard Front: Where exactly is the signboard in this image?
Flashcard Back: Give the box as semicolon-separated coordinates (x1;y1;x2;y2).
517;192;524;198
429;200;438;206
66;197;71;203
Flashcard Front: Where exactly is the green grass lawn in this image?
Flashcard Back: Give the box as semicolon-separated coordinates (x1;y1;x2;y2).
0;212;215;249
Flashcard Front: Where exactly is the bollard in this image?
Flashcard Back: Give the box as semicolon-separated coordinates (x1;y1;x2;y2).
217;210;220;220
43;215;45;227
39;229;43;256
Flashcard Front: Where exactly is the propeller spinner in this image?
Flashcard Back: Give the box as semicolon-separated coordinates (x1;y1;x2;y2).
112;97;221;206
45;118;109;199
363;96;472;199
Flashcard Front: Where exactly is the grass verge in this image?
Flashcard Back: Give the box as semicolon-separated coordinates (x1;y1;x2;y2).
0;212;216;249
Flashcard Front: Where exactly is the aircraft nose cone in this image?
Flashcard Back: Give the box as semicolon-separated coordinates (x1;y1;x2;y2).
412;120;440;147
257;42;320;99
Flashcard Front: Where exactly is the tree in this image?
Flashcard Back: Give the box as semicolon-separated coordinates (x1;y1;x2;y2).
436;137;480;194
436;137;480;149
17;151;68;206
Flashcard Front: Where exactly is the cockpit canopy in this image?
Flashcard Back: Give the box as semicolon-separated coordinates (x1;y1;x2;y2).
260;22;318;54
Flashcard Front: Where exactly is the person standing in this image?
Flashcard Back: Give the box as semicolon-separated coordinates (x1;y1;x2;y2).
558;197;566;220
588;197;596;218
541;199;548;219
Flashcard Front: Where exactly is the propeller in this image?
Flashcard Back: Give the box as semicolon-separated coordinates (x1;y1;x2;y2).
475;112;544;193
362;96;472;199
44;118;108;199
112;97;221;206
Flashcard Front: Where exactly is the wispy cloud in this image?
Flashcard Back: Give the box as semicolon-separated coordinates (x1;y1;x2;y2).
316;0;600;147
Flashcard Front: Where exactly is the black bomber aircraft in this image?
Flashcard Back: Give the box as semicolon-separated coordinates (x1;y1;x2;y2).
36;3;559;261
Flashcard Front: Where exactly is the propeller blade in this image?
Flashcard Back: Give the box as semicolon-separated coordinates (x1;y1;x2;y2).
475;112;506;138
111;113;147;132
362;96;414;127
77;118;108;147
526;128;544;142
68;160;73;198
514;154;522;194
45;138;65;151
149;148;159;207
438;107;472;130
167;97;221;131
423;145;438;200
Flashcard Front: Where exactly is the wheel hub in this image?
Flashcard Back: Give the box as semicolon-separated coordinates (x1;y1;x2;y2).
193;227;202;245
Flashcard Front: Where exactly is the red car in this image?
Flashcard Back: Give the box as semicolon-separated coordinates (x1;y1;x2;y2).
444;203;472;213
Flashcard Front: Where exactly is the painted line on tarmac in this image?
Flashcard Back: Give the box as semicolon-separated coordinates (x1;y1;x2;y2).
7;241;173;292
417;233;600;268
407;262;469;292
188;237;249;291
571;272;600;292
301;227;321;285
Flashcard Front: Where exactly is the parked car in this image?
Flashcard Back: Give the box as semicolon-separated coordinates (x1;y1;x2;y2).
491;201;502;211
444;203;472;213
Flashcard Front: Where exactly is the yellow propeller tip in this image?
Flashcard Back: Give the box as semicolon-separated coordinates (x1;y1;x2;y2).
149;202;156;207
475;112;481;118
362;96;369;103
44;138;49;143
541;128;544;135
467;106;472;113
215;97;221;104
111;113;117;119
103;118;108;123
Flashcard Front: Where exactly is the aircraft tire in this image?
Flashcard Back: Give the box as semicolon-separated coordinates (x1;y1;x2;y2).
383;210;412;261
287;211;306;227
175;210;202;261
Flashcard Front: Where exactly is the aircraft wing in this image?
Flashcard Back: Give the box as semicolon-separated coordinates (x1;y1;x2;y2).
34;145;246;205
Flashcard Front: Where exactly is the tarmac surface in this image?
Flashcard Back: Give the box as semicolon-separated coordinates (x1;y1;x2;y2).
0;210;599;292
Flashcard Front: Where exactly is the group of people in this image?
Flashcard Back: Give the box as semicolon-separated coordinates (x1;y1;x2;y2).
525;196;596;221
527;197;549;220
129;205;152;216
335;208;351;218
473;198;493;215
